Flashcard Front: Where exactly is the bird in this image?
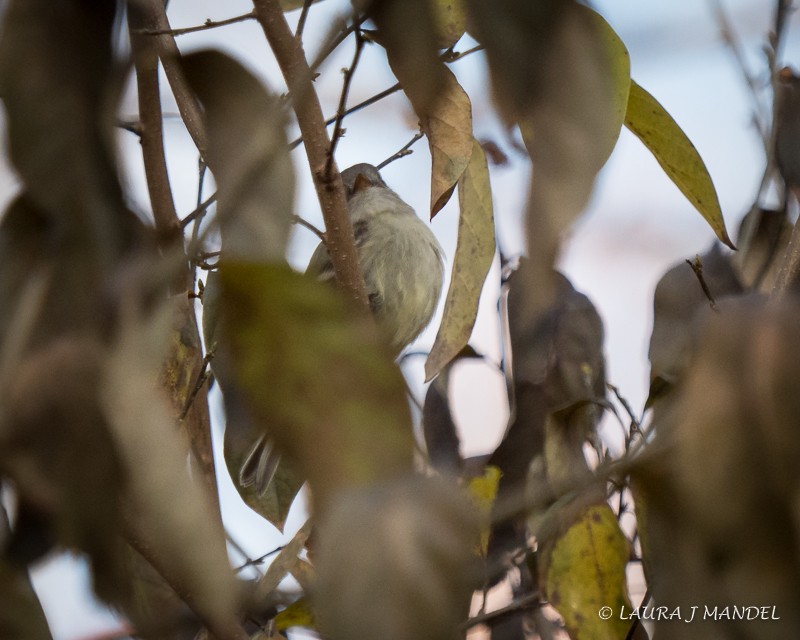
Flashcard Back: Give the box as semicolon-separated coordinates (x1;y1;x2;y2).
238;163;445;494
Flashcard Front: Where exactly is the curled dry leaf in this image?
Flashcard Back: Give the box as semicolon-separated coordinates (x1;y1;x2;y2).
182;49;294;263
426;139;494;380
625;80;734;249
315;476;479;640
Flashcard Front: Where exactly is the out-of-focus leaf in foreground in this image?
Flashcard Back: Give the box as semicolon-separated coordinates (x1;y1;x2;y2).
625;80;734;248
103;299;243;638
539;504;634;640
0;506;53;640
216;263;413;507
315;477;479;640
182;49;294;262
431;0;467;49
519;3;630;322
636;299;800;638
426;139;495;380
185;49;303;528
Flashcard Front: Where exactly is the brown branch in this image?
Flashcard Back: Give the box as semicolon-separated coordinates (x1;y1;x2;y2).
309;17;358;73
292;214;326;241
685;255;719;312
325;21;366;179
135;0;209;159
294;0;314;41
182;191;218;229
252;0;369;310
625;589;651;640
377;130;425;169
138;10;256;37
461;592;542;630
127;1;220;519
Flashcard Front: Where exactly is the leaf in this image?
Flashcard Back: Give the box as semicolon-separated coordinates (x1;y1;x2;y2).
315;477;479;640
182;50;294;262
102;300;243;637
518;3;630;324
463;0;566;123
254;520;312;602
217;263;414;508
275;597;317;631
280;0;320;10
422;369;463;474
540;504;632;640
425;140;494;379
625;80;734;248
0;506;53;640
366;0;446;119
467;465;501;555
425;67;474;218
431;0;467;49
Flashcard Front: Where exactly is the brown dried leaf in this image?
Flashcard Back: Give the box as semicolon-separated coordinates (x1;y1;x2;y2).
425;140;494;379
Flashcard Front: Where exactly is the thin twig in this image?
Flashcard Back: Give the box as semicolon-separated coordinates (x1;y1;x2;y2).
377;130;425;169
181;192;218;229
461;592;542;630
138;11;256;37
234;544;285;573
607;383;642;440
625;589;651;640
180;350;214;421
291;43;485;150
292;214;326;241
710;0;769;150
308;17;358;73
441;43;485;63
686;256;719;312
295;0;314;41
325;19;366;179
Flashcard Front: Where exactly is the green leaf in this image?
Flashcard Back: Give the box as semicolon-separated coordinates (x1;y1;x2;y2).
625;80;734;248
217;263;414;508
425;140;495;380
541;504;632;640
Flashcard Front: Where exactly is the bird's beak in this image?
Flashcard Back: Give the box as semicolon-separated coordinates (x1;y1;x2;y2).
352;172;374;194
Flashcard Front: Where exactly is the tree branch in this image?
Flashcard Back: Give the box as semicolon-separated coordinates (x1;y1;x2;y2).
138;10;256;37
252;0;369;310
325;20;366;178
135;0;209;159
377;130;424;169
127;1;220;519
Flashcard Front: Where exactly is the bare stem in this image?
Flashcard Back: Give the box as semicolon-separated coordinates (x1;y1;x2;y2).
325;20;366;179
252;0;369;310
138;11;256;37
377;130;425;169
685;255;719;312
295;0;314;41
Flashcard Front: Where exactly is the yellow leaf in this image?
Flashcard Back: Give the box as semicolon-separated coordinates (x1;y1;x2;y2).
625;80;734;248
467;465;502;513
542;504;632;640
274;597;316;631
467;465;502;555
425;67;474;217
425;139;495;380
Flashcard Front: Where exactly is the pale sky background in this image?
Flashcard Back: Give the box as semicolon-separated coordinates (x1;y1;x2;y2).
1;0;797;638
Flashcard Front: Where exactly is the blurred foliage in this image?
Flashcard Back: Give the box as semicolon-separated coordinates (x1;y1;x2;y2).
0;0;795;639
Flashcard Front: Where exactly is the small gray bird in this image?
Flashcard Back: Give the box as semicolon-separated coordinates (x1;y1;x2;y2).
239;163;445;493
308;163;445;350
